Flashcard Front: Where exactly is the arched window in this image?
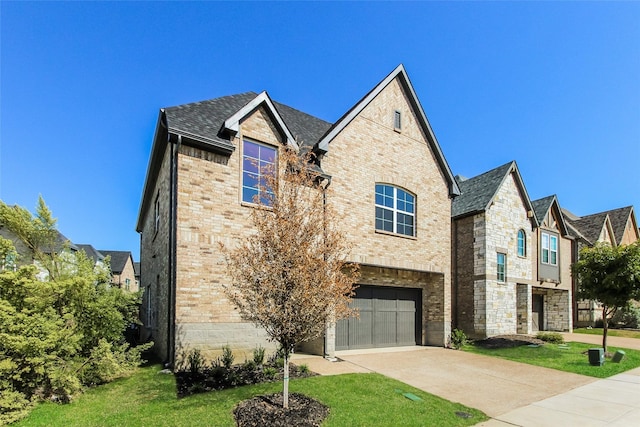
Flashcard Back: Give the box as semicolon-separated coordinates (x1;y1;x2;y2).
517;229;526;257
375;184;415;237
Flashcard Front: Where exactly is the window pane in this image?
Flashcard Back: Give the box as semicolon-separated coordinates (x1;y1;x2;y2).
243;157;259;174
542;249;549;264
242;187;258;204
244;140;260;159
260;146;276;163
397;200;405;212
243;172;258;188
550;236;557;251
551;252;557;265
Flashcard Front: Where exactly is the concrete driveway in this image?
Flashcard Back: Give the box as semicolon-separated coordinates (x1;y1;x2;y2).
335;347;594;418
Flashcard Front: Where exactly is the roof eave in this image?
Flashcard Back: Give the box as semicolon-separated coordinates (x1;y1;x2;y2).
222;91;299;150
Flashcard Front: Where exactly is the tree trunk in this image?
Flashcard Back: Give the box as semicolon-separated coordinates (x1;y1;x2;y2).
602;305;608;353
283;352;289;409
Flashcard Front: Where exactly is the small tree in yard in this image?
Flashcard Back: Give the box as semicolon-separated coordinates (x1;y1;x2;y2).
573;241;640;352
222;147;359;409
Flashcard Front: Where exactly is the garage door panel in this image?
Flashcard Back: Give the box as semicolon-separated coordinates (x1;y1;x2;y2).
351;313;373;348
374;311;397;346
336;286;421;350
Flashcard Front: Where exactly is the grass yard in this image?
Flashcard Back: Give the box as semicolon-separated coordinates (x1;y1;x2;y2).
573;328;640;339
15;365;487;427
465;342;640;378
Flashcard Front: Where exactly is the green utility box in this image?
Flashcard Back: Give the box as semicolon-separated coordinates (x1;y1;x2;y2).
588;348;604;366
612;350;626;363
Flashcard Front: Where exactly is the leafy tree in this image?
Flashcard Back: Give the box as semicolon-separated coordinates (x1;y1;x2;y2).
573;241;640;352
222;148;359;408
0;199;149;423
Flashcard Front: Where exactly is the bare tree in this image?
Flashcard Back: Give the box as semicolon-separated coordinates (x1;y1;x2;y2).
221;147;359;408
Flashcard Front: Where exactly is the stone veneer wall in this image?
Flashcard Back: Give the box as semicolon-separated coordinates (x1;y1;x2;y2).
542;288;571;331
516;283;532;334
453;215;476;334
481;172;534;337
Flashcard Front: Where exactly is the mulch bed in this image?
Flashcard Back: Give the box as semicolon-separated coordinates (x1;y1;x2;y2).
474;334;547;349
234;392;329;427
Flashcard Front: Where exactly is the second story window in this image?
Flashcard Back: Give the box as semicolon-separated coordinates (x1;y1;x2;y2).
517;229;526;257
541;232;558;265
242;140;276;205
375;184;415;237
154;195;160;234
497;252;507;282
394;110;402;131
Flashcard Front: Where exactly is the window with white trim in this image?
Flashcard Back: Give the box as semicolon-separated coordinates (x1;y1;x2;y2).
517;229;526;257
541;232;558;265
242;140;277;205
497;252;507;282
375;184;415;237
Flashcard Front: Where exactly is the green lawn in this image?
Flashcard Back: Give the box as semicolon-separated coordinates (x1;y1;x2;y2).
465;342;640;378
573;328;640;339
15;365;487;427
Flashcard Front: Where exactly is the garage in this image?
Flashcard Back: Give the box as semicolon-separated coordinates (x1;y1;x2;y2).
336;285;421;350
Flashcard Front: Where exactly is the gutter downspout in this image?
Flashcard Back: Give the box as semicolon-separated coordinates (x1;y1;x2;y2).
320;177;336;360
168;134;182;366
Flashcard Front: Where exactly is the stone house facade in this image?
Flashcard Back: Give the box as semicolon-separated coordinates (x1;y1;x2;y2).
452;162;541;338
136;65;460;364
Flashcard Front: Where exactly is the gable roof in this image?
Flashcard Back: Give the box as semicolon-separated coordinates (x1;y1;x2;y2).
452;161;537;226
316;64;460;197
601;206;637;244
76;244;105;264
99;250;132;275
531;195;570;236
566;212;613;246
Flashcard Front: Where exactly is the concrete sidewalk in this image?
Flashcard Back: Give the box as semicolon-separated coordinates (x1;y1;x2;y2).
292;338;640;426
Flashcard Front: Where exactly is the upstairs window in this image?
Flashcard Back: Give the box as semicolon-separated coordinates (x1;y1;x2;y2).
242;140;277;205
517;229;527;257
375;184;415;237
154;195;160;234
394;110;402;131
497;253;507;282
541;232;558;265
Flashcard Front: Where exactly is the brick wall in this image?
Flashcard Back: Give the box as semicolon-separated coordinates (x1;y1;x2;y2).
321;77;453;345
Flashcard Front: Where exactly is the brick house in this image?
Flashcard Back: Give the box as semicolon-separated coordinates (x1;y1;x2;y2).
99;250;138;292
452;161;541;338
136;65;460;364
564;206;639;326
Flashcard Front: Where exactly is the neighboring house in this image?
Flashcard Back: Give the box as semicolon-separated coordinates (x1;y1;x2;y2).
0;225;78;279
564;206;640;326
452;161;540;338
530;195;573;333
134;261;140;290
77;244;106;265
99;250;138;292
136;64;460;364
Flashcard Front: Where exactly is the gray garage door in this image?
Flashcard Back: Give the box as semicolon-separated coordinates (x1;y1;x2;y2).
336;286;421;350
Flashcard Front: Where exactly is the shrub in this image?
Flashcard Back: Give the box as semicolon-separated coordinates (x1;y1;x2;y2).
263;366;278;380
221;345;235;369
450;329;468;350
536;331;565;344
610;306;640;329
252;345;266;365
298;364;310;375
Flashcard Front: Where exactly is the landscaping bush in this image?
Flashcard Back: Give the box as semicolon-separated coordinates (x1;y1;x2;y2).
535;331;565;344
610;306;640;329
450;328;468;349
0;231;150;424
174;347;315;398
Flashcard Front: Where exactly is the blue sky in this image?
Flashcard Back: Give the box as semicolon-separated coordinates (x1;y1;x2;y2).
1;1;639;260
